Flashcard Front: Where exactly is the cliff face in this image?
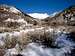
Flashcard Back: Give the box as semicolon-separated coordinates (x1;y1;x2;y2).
42;5;75;26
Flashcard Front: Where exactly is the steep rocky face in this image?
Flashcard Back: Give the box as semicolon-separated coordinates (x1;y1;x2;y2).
0;4;38;32
42;5;75;26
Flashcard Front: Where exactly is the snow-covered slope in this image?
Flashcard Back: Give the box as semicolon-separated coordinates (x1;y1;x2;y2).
0;4;21;14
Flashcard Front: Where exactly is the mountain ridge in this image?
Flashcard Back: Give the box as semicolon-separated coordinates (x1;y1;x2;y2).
42;5;75;26
0;4;39;32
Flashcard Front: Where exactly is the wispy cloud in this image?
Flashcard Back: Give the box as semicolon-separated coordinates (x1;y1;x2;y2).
28;13;49;19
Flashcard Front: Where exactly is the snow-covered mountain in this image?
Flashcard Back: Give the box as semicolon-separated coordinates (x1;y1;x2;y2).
28;13;49;19
0;4;21;14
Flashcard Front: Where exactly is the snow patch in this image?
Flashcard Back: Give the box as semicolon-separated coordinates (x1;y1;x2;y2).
5;18;27;24
5;47;18;56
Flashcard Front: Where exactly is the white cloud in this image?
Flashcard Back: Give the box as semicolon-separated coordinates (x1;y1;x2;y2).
28;13;49;19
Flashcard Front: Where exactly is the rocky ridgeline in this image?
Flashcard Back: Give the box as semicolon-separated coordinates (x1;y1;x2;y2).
42;5;75;26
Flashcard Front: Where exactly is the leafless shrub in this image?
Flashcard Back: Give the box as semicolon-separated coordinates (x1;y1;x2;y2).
4;34;17;49
26;29;55;47
0;49;5;56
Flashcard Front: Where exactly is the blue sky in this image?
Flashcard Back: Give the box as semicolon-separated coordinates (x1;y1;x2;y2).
0;0;75;14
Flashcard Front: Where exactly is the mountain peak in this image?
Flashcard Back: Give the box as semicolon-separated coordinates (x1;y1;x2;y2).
0;4;21;14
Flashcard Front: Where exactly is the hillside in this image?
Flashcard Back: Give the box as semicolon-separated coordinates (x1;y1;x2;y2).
42;5;75;26
0;4;39;32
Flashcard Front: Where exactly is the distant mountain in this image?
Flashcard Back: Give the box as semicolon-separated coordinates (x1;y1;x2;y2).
42;5;75;26
0;4;39;32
